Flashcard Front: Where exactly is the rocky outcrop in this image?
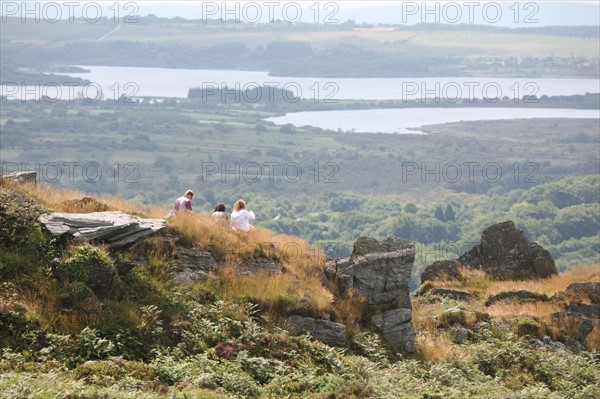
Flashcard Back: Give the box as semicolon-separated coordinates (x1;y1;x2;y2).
549;282;599;348
324;236;415;354
422;221;558;282
1;171;37;184
371;308;415;353
86;262;124;300
172;246;218;285
287;315;346;347
39;211;165;250
485;290;549;307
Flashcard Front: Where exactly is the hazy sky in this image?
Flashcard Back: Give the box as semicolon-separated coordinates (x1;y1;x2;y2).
133;1;600;26
4;1;600;26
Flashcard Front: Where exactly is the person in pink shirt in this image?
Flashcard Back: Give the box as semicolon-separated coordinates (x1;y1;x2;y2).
174;190;194;212
230;199;255;231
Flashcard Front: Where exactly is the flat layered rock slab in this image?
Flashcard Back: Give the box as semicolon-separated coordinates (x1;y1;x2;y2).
40;211;165;250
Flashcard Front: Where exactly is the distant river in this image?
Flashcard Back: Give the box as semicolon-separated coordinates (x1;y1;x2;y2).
1;66;599;101
265;108;600;134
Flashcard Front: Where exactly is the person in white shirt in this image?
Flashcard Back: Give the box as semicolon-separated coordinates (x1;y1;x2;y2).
230;199;255;232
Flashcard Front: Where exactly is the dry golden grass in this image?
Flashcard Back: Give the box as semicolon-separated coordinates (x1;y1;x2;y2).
170;211;333;316
485;265;600;297
146;247;177;285
11;181;165;218
430;267;493;294
585;322;600;351
16;277;100;335
412;298;446;333
550;314;584;340
414;264;600;354
218;267;333;314
414;332;468;363
486;300;561;323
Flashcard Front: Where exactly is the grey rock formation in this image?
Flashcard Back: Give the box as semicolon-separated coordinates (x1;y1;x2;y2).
39;211;165;250
485;290;549;307
287;315;346;347
324;236;415;353
1;171;37;184
86;262;123;300
422;221;558;282
172;246;217;285
430;288;476;302
325;237;414;308
565;303;600;319
371;308;415;353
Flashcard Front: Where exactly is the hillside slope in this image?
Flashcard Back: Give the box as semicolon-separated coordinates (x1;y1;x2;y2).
0;179;599;399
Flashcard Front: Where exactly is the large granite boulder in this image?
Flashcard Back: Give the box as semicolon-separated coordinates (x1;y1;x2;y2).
324;236;416;354
422;221;558;282
39;211;165;250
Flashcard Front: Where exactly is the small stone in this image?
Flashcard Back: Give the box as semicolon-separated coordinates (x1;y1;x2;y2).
287;315;346;347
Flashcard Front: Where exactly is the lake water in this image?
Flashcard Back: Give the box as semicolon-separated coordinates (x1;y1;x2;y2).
2;66;598;133
265;108;600;134
2;65;599;101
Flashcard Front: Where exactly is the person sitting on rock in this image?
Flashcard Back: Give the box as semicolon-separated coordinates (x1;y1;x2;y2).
174;190;194;212
212;203;228;222
230;199;255;231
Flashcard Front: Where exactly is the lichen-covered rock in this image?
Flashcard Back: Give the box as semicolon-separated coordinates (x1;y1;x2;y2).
287;315;346;347
422;221;558;282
